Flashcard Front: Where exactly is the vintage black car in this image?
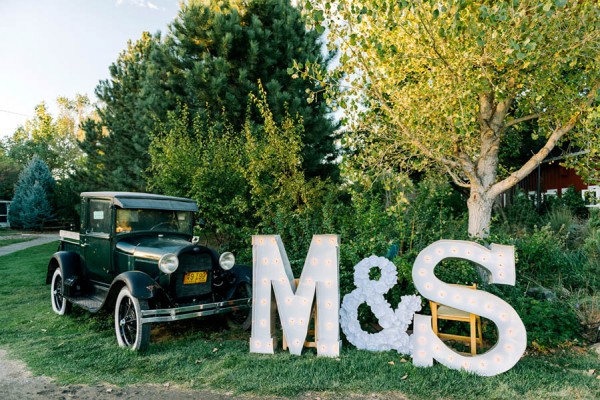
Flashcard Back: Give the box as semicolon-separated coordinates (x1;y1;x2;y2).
47;192;252;350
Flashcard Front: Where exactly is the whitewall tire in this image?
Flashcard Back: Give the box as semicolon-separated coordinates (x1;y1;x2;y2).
50;268;72;315
114;287;150;351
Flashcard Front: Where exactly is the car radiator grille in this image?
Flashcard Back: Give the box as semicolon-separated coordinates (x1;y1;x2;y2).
173;252;213;299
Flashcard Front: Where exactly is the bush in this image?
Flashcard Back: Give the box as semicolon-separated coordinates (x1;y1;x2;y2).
515;295;582;349
497;189;540;233
582;210;600;283
514;226;570;287
560;186;588;219
543;206;578;236
487;285;582;349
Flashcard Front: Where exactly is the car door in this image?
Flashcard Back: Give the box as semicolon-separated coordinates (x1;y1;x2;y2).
82;199;113;282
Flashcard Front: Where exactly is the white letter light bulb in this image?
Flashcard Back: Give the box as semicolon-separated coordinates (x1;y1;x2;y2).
411;240;526;376
249;235;341;357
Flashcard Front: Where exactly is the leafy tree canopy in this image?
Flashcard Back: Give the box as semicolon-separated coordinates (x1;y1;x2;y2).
0;146;21;199
5;95;91;180
299;0;600;237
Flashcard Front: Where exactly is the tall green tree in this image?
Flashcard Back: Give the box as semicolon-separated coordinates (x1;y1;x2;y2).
300;0;600;238
81;0;338;192
152;0;338;178
0;145;21;199
78;32;159;191
9;156;55;229
6;96;89;180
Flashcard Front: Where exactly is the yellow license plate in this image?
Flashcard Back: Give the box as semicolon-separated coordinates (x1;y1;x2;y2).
183;271;208;284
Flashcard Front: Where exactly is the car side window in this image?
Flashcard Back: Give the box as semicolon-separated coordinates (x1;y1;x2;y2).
88;200;111;233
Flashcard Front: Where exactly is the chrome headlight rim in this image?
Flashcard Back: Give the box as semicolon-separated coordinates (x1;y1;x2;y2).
219;252;235;270
158;253;179;274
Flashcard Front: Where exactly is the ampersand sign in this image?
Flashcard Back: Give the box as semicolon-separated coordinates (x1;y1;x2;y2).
340;255;422;354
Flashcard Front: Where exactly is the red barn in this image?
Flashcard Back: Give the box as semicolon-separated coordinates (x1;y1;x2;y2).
509;153;600;207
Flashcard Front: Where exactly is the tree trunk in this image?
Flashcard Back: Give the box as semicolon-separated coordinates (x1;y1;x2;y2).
467;188;495;239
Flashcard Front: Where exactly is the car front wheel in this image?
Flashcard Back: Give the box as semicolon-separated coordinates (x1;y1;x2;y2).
114;287;150;351
227;282;252;330
50;268;72;315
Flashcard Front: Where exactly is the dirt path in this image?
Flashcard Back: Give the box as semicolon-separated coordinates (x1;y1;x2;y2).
0;349;247;400
0;233;59;256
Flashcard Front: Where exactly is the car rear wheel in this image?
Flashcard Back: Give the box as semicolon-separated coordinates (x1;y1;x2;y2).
114;287;150;351
50;268;72;315
227;282;252;330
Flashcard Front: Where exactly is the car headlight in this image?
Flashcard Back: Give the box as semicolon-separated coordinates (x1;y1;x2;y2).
158;253;179;274
219;252;235;270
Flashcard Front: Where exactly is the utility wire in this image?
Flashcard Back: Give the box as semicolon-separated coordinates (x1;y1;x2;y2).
0;109;31;118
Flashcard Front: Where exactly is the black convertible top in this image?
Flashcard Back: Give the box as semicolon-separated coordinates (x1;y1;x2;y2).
81;192;199;212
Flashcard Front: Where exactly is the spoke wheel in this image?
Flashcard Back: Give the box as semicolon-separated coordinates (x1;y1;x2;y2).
50;268;71;315
114;287;150;351
227;282;253;330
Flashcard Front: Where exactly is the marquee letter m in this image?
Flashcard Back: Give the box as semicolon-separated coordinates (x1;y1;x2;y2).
249;235;341;357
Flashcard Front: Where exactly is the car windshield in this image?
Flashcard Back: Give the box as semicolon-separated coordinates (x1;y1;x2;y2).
116;208;193;234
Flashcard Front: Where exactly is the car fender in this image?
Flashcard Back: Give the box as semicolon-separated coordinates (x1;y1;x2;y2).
109;271;161;301
224;264;252;299
231;264;252;284
46;251;81;284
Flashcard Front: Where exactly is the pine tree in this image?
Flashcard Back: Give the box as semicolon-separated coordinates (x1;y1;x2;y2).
153;0;338;178
79;0;338;192
9;156;55;229
78;32;159;191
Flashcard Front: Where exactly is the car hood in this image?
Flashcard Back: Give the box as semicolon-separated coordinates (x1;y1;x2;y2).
116;236;192;261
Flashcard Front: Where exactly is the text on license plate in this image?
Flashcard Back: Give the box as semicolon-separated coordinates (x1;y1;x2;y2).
183;271;208;284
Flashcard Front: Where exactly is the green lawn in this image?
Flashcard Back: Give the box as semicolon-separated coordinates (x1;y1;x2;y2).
0;243;598;399
0;229;17;237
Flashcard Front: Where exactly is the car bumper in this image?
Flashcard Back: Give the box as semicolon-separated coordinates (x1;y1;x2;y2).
141;297;252;324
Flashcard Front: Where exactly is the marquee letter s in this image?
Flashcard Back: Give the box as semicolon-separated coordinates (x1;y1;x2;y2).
411;240;526;376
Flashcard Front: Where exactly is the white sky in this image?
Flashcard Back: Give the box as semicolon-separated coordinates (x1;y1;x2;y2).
0;0;180;139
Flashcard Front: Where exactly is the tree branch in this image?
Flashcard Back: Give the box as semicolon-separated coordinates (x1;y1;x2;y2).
445;165;471;188
504;113;542;128
491;98;514;131
458;153;478;185
489;82;600;198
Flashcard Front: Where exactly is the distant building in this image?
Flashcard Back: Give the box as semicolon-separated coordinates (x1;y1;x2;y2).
514;153;599;207
0;201;10;227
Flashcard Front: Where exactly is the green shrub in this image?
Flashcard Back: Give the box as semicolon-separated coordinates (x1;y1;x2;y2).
401;175;468;251
497;190;540;233
515;295;582;349
543;206;577;235
582;210;600;276
560;186;589;219
487;285;582;349
434;259;481;286
514;226;570;286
